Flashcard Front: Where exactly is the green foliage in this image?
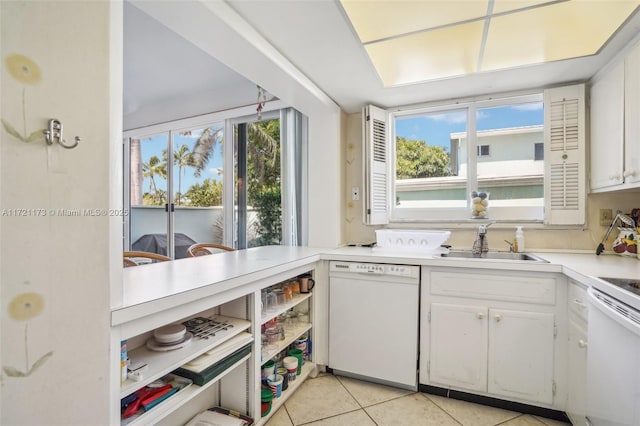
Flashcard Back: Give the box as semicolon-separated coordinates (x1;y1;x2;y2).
143;189;166;206
142;154;167;205
396;137;452;179
183;178;223;207
251;187;282;246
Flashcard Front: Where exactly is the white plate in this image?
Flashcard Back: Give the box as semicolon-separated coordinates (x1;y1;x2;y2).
146;332;193;352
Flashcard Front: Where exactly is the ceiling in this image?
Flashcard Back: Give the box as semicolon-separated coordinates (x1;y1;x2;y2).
124;1;640;120
340;0;639;86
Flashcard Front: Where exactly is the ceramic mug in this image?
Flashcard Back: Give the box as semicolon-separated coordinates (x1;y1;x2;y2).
299;276;315;293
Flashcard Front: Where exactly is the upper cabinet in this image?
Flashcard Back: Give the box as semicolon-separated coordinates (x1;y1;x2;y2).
590;39;640;192
624;42;640;187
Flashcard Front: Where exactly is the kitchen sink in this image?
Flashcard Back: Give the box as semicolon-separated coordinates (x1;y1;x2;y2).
441;250;548;262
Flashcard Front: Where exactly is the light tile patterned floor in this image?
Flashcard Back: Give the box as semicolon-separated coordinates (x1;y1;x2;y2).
264;374;571;426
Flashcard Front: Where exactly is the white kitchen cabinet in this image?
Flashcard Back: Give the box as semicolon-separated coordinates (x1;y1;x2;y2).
590;38;640;191
421;267;565;409
429;303;488;392
429;304;554;405
624;41;640;186
488;308;554;404
590;60;625;190
566;280;589;426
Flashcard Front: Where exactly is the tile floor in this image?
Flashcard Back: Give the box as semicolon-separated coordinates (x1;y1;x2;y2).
264;374;571;426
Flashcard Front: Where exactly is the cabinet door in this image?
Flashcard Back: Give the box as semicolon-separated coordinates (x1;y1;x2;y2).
590;61;625;190
488;309;554;404
429;303;488;392
566;318;588;426
625;41;640;186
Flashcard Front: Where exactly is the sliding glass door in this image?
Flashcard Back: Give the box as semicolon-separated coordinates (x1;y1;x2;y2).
126;123;225;258
124;106;307;258
233;114;282;249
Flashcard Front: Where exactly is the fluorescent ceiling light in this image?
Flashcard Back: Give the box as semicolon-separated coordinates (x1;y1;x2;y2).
340;0;640;86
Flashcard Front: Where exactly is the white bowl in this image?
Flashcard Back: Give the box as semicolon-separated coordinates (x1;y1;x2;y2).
154;323;187;344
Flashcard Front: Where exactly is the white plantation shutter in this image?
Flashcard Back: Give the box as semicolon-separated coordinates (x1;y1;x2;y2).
544;85;586;225
363;105;389;225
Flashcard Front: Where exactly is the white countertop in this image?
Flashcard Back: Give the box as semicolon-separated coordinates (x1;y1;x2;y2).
113;246;324;326
114;245;640;327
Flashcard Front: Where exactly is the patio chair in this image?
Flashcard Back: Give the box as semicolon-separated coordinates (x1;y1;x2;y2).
123;251;172;267
186;243;235;257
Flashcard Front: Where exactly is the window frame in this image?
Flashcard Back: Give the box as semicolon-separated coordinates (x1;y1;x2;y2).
389;93;545;223
122;100;310;251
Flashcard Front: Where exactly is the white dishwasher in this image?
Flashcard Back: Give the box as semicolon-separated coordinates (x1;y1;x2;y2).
329;261;420;390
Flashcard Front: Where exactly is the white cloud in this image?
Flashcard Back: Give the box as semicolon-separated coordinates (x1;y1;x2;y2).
426;111;467;124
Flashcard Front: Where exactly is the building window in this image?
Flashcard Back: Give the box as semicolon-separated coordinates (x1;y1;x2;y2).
534;142;544;161
391;94;544;222
477;145;490;157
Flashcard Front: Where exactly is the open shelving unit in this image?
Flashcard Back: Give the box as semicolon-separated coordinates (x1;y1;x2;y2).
120;315;251;425
257;283;315;424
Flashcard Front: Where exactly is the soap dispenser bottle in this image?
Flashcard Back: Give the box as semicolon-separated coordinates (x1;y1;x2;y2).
515;226;525;253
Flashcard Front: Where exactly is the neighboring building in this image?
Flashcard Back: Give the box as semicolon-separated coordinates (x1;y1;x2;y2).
397;125;544;207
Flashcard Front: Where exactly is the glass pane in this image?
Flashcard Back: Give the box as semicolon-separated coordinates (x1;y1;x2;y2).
172;125;224;257
236;119;282;248
475;101;544;208
394;110;467;208
129;134;169;254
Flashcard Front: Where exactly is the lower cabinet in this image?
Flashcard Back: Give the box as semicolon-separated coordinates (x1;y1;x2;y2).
566;280;589;425
429;303;554;404
421;267;564;409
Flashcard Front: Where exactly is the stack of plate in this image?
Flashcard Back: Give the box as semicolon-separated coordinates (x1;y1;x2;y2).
147;324;193;352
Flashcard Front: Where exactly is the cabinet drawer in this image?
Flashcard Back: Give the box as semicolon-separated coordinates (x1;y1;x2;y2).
568;281;589;322
430;271;556;305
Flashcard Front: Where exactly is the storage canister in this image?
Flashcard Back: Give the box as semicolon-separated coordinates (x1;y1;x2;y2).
261;388;273;417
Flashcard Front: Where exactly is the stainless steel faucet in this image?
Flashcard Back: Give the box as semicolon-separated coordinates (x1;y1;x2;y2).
472;222;493;257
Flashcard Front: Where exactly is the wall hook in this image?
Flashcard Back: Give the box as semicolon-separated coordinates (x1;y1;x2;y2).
43;119;80;149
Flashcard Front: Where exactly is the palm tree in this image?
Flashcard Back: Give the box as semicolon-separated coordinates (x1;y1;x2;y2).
190;127;223;177
130;139;143;205
142;155;166;205
189;123;279;179
173;144;192;206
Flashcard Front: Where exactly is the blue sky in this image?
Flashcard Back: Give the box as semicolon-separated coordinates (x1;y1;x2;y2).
395;102;543;152
139;127;224;195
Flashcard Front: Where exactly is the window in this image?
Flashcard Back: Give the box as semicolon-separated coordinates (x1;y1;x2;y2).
477;145;490;157
124;106;308;256
391;94;546;222
534;142;544;161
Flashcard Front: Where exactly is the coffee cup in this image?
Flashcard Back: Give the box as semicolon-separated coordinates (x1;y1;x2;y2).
288;348;304;374
267;374;283;398
283;356;299;382
262;359;276;378
277;367;289;390
299;276;315;293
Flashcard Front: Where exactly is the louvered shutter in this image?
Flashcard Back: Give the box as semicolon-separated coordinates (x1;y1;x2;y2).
363;105;389;225
543;85;586;225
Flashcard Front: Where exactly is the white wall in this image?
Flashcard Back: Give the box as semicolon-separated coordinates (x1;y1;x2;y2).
0;1;121;423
